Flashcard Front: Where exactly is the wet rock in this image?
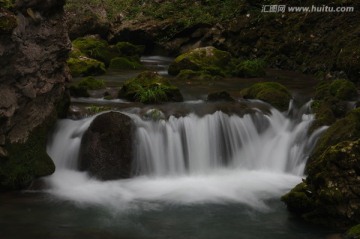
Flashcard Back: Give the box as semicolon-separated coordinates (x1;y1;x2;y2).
240;82;292;111
282;109;360;229
79;112;135;180
67;56;106;77
207;91;235;102
118;71;183;103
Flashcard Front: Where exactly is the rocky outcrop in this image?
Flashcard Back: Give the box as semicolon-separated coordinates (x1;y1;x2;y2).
78;112;135;180
282;109;360;229
0;0;71;190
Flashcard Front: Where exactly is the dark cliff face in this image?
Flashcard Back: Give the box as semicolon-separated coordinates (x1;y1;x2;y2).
0;0;70;190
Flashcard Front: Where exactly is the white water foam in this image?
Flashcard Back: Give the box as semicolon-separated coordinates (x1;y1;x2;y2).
45;105;325;211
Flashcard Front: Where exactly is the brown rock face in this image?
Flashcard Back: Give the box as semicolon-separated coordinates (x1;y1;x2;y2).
0;0;71;190
79;112;135;180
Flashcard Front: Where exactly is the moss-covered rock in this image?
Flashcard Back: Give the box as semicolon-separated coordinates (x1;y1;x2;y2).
315;79;358;102
240;82;292;111
118;71;183;103
176;69;222;82
114;42;145;57
72;37;116;66
168;46;232;76
308;108;360;168
67;57;106;77
0;8;17;33
283;139;360;229
0;0;15;9
0;114;56;190
345;224;360;239
109;57;142;70
231;59;266;78
69;77;105;98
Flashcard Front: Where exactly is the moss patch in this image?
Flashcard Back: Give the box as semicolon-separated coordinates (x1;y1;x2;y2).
232;59;266;78
67;57;106;77
346;224;360;239
240;82;292;111
114;42;145;57
119;71;183;103
168;46;232;76
0;8;17;33
109;57;142;70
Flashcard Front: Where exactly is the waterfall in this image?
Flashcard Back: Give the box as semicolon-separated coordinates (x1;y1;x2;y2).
45;104;326;210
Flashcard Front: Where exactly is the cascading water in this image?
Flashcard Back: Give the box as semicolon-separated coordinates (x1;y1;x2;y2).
45;103;326;210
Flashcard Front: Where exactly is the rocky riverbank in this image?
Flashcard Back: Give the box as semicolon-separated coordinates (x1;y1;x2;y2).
0;0;70;190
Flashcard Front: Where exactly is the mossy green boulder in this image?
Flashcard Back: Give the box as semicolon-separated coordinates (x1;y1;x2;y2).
231;59;266;78
109;57;142;70
314;79;357;102
240;82;292;111
114;42;145;57
69;77;105;98
176;69;222;82
72;37;115;66
282;108;360;229
118;71;183;104
67;57;106;77
168;46;232;76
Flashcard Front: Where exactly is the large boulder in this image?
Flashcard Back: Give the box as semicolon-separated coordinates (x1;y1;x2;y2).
118;71;183;103
79;112;135;180
282;108;360;229
240;82;292;111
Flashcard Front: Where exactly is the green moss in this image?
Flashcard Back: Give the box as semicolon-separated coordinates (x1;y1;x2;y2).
0;114;56;190
168;46;232;76
0;0;14;9
109;57;142;70
307;108;360;172
315;79;358;101
309;100;336;133
281;182;314;214
176;69;222;82
346;224;360;239
85;105;111;114
78;77;105;90
114;42;145;57
119;71;183;103
67;57;106;77
240;82;292;111
232;59;266;78
72;37;115;66
0;9;17;33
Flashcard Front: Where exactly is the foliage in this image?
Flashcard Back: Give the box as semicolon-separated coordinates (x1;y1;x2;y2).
232;59;266;78
67;57;106;77
346;224;360;239
109;57;142;70
119;71;183;103
78;77;106;90
85;105;111;114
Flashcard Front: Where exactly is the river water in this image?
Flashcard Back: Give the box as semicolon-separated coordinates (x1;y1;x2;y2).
0;57;339;239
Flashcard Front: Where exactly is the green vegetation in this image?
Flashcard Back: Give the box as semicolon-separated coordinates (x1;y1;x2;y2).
0;0;14;9
240;82;292;111
314;79;358;101
69;77;106;98
67;57;106;77
85;105;111;114
168;46;231;76
346;224;360;239
232;59;266;78
119;71;183;103
109;57;142;70
115;42;145;57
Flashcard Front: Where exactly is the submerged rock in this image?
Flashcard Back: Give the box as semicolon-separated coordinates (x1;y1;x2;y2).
282;108;360;229
118;71;183;103
207;91;235;102
240;82;292;111
79;112;135;180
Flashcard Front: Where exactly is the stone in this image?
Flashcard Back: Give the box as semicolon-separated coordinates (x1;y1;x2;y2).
78;112;135;180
